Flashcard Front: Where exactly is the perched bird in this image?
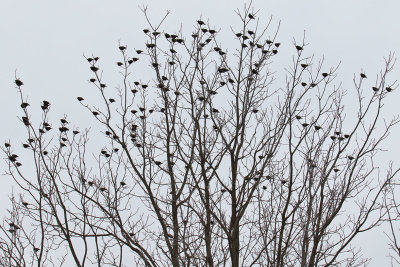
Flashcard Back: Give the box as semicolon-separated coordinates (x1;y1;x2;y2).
386;87;393;92
197;20;205;25
77;97;84;101
252;109;259;113
295;45;303;51
143;29;150;34
4;142;10;147
248;14;255;19
301;64;309;68
90;78;96;83
302;122;309;127
314;125;321;130
109;98;115;103
360;73;367;78
117;62;123;66
301;82;307;87
119;46;126;51
60;119;68;124
73;130;79;135
372;87;379;92
136;50;143;54
90;66;99;72
20;102;29;108
322;73;329;77
295;115;302;120
348;155;354;160
15;79;23;86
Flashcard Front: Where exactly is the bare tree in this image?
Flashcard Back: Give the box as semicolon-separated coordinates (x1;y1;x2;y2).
1;3;399;267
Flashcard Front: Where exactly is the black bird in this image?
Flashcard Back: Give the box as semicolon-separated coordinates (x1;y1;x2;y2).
22;143;29;148
165;33;171;38
301;82;307;87
197;20;205;25
348;155;354;160
119;46;126;51
209;29;216;34
302;122;309;127
295;115;302;120
301;64;309;68
344;134;350;138
60;119;68;124
252;109;259;113
212;108;219;113
136;50;143;54
77;97;84;101
314;125;321;130
15;79;23;86
73;130;79;135
143;29;150;33
117;62;123;66
120;181;126;186
330;135;336;140
372;87;379;92
92;111;99;116
272;49;278;54
295;45;303;51
228;78;235;83
386;87;393;92
4;142;10;147
218;67;229;73
20;102;29;108
360;73;367;78
248;30;255;35
90;66;99;72
109;98;115;103
90;78;96;83
22;201;29;207
248;14;255;19
322;73;329;77
146;43;156;48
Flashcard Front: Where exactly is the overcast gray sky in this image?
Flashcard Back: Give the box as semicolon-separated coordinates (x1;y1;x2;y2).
1;0;399;265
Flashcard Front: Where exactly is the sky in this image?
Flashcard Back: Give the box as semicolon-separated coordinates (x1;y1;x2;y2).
1;0;399;265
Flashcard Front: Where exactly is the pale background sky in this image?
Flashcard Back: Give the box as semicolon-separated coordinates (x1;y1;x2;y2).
0;0;399;265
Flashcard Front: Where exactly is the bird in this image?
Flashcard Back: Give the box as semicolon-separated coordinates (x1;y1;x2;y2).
77;97;84;101
372;87;379;92
60;119;68;124
252;109;259;113
248;14;255;19
295;45;303;51
117;62;123;66
120;181;126;186
136;50;143;54
143;29;150;34
302;122;309;127
90;66;99;72
146;43;156;48
15;79;23;86
218;67;229;73
22;143;30;148
301;82;307;87
360;73;367;78
119;46;126;51
90;78;96;83
20;102;29;108
348;155;354;160
295;115;302;120
109;98;115;103
386;87;393;92
197;20;205;25
322;73;329;77
301;64;309;68
73;130;79;135
314;125;321;130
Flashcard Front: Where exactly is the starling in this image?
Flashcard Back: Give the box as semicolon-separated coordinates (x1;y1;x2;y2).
20;102;29;108
301;82;307;87
344;134;350;138
248;30;255;35
209;29;216;34
198;96;205;101
360;73;367;78
272;49;278;54
134;81;140;85
165;33;171;38
218;67;229;73
22;143;30;148
77;97;84;101
252;109;259;113
212;108;219;113
174;91;180;96
43;151;48;155
192;33;199;38
88;181;94;186
209;90;217;95
4;142;10;147
117;62;123;66
100;83;106;88
119;46;126;51
295;115;302;120
330;136;336;140
386;87;393;92
109;98;115;103
73;130;79;135
322;73;329;77
136;50;143;54
262;49;269;54
348;155;354;160
142;84;148;89
301;64;309;68
152;63;159;68
262;185;267;190
197;20;205;25
15;79;23;86
274;43;281;47
146;43;156;48
131;57;139;62
90;78;96;83
92;111;99;116
333;168;340;172
131;89;138;94
168;61;176;65
22;201;29;207
372;87;379;92
16;162;22;167
90;66;99;72
314;125;321;130
310;83;317;87
302;122;309;127
143;29;150;34
60;119;68;124
228;78;235;83
235;33;242;37
155;161;162;166
295;45;303;51
120;181;126;186
152;31;160;36
248;14;255;19
100;187;107;192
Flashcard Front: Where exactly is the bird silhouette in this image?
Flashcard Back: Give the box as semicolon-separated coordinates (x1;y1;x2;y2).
15;79;23;86
372;87;379;92
360;73;367;78
248;14;255;19
20;102;29;108
386;87;393;92
77;97;84;101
